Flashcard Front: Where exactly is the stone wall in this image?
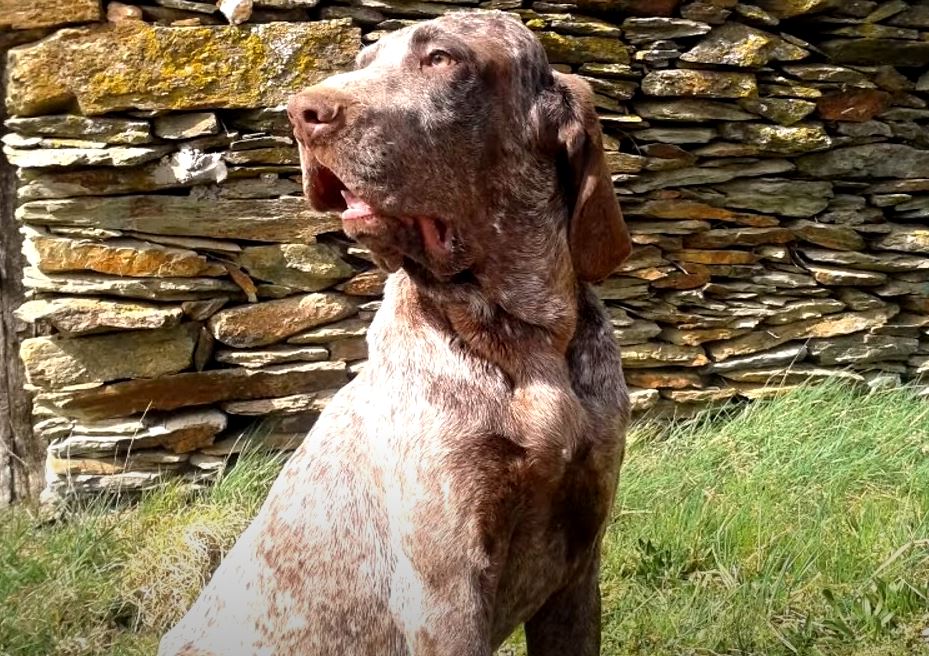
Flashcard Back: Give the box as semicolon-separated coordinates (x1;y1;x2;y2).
2;0;928;501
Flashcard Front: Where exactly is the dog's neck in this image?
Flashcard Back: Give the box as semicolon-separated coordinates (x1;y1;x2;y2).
400;201;579;387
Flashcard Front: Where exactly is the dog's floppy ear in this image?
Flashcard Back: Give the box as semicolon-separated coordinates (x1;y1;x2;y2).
550;71;630;282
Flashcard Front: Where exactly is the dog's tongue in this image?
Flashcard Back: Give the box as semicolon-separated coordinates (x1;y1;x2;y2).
340;189;376;221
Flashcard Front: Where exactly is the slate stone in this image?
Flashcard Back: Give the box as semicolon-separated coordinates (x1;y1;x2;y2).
789;221;864;250
708;178;833;217
620;343;710;368
41;361;349;420
339;270;388;296
817;89;890;122
642;69;757;98
5;115;151;144
763;298;846;325
624;369;705;389
25;234;223;278
782;63;873;85
580;77;637;101
20;324;198;388
6;20;360;116
537;31;629;63
153;112;220;139
719;365;864;385
17;196;340;242
681;23;807;67
621;17;711;43
237;244;354;291
681;1;732;24
707;307;897;360
718;122;830;154
215;345;330;368
48;409;227;456
3;145;172;168
540;14;623;37
23;267;240;301
287;317;370;345
873;225;929;254
660;326;751;346
15;151;230;200
208;293;357;347
755;0;838;18
15;297;184;336
820;38;929;66
351;0;465;18
612;320;663;345
808;333;918;365
0;0;102;30
628;159;793;193
632;127;716;143
661;387;738;403
805;264;887;286
635;99;755;121
221;389;337;416
798;144;929;179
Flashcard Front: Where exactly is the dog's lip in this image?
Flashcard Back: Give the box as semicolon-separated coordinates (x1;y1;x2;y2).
340;188;377;222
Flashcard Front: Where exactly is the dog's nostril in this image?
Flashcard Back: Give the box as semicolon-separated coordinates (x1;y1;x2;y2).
303;108;320;125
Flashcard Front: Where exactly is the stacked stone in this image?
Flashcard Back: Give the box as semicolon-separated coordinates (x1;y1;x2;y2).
2;0;928;500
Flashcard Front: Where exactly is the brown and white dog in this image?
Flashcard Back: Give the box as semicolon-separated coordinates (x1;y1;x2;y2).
160;10;630;655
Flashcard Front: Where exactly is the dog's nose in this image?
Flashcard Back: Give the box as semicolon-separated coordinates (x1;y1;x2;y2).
287;89;345;142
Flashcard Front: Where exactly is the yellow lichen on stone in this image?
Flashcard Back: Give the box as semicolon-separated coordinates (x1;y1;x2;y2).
0;0;101;31
5;19;360;117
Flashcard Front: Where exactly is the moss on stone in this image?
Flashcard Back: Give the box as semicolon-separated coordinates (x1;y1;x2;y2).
6;20;360;117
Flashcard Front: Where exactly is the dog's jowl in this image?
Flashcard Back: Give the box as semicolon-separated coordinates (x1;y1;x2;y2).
160;11;631;656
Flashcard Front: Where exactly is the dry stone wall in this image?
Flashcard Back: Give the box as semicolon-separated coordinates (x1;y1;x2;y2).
2;0;928;501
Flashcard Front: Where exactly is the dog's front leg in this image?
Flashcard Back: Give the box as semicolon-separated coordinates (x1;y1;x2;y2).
524;556;601;656
389;549;496;656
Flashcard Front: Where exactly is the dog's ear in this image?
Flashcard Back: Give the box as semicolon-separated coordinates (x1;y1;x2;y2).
549;71;630;282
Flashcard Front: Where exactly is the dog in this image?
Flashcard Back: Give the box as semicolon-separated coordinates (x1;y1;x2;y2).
160;10;630;655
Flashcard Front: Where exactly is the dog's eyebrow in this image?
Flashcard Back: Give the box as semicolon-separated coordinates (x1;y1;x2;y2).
408;24;470;60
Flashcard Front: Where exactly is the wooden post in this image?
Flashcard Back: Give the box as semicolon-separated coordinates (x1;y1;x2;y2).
0;32;43;505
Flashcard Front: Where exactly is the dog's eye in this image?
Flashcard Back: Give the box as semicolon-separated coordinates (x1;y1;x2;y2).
424;49;455;69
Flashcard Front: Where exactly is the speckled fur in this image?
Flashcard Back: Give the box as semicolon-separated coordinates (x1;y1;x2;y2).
160;11;630;656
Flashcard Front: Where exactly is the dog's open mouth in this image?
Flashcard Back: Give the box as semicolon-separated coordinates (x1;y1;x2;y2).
308;161;451;257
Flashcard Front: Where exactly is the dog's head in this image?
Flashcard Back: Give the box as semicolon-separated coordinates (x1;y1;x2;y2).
289;11;629;285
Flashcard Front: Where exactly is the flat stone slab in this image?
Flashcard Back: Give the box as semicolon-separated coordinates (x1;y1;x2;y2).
642;69;757;98
221;389;337;416
39;361;349;420
21;324;198;388
237;244;354;291
682;23;808;67
536;31;629;64
48;409;228;456
23;267;240;301
6;19;360;116
208;292;357;347
0;0;101;30
25;234;223;278
797;144;929;179
5;115;151;144
17;196;341;242
215;345;329;368
3;145;172;168
15;297;183;336
708;307;898;361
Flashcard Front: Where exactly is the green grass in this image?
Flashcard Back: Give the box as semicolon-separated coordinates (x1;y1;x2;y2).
2;383;928;655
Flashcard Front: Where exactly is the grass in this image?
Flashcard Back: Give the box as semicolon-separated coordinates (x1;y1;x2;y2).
1;382;928;655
